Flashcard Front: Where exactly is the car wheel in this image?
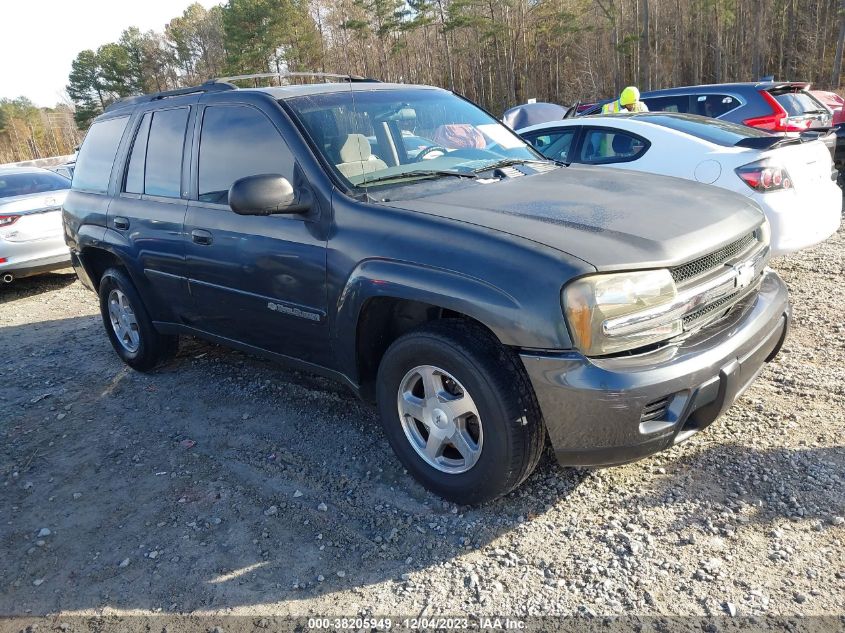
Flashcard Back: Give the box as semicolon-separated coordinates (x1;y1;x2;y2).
376;319;545;504
98;267;177;371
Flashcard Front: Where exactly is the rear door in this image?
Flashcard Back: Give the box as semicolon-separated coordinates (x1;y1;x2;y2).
640;94;692;114
183;100;329;365
107;102;196;320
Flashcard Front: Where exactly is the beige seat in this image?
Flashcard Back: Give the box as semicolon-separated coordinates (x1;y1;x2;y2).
336;134;388;179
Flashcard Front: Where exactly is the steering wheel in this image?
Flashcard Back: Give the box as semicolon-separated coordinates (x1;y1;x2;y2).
415;145;449;161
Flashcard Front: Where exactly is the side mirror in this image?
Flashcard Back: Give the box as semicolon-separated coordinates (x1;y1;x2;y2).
228;173;311;216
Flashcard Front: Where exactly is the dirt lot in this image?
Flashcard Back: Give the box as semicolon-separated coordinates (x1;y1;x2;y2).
1;226;844;626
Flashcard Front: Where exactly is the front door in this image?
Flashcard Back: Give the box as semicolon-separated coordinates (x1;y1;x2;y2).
183;102;329;365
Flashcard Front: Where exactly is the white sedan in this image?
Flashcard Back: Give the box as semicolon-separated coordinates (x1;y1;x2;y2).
517;113;842;257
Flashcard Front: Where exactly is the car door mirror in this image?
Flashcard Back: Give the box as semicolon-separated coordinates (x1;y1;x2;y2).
228;174;311;216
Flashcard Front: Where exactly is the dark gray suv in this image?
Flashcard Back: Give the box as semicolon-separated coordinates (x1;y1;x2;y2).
63;75;790;504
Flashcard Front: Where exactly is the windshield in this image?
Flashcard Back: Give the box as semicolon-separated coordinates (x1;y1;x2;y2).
0;171;70;199
642;113;772;146
285;88;542;188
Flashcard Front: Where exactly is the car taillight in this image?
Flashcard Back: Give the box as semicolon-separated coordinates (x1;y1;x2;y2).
736;160;793;192
0;215;20;227
743;91;789;132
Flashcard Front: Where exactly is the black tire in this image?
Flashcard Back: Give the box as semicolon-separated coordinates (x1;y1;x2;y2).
98;267;178;372
376;319;545;504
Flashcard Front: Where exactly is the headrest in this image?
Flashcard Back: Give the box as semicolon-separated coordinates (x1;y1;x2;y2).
339;134;372;162
612;134;633;154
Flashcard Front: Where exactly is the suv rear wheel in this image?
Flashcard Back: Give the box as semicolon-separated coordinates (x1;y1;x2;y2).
376;320;545;504
98;267;178;371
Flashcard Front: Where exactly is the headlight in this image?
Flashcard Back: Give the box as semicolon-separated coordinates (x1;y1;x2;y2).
563;269;681;356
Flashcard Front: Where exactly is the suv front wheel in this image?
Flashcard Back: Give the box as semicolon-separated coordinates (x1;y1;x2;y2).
376;320;545;504
98;267;178;371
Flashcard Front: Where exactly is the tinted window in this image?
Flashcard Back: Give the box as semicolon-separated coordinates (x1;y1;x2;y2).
199;106;294;204
525;129;577;162
580;129;648;164
690;94;740;118
641;95;690;114
124;113;151;194
773;91;826;116
643;114;771;146
0;171;70;198
144;108;189;198
72;116;129;193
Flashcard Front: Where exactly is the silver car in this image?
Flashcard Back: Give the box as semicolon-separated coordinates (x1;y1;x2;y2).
0;166;72;283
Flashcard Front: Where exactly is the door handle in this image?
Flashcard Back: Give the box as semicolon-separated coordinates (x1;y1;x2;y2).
191;229;213;246
113;217;130;231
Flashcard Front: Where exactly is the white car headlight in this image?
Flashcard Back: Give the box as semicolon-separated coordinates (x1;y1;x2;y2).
563;269;681;356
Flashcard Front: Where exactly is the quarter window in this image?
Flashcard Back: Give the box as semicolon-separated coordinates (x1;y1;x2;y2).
691;94;740;118
580;129;648;164
198;106;294;204
72;116;129;193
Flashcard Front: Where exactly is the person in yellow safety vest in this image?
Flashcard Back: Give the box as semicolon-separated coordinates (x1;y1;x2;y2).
602;86;649;113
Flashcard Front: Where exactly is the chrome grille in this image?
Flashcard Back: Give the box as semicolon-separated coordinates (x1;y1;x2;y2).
682;290;741;328
671;233;757;285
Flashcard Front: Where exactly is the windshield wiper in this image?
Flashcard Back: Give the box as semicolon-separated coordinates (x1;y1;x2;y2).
360;169;477;186
471;158;561;172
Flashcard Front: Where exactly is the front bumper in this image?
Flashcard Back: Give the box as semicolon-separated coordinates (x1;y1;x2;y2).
520;271;790;467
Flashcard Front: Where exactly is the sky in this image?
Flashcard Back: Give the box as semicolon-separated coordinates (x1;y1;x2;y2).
0;0;221;108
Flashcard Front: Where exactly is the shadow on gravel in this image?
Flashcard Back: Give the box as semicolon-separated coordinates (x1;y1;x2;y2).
0;315;589;615
0;271;77;303
635;442;845;528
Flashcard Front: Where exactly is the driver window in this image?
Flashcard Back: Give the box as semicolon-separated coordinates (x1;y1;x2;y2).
198;105;294;204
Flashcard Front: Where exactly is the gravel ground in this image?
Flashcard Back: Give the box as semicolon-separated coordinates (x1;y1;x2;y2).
1;225;843;625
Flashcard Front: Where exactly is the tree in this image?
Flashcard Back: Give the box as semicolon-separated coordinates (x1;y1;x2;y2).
66;50;103;128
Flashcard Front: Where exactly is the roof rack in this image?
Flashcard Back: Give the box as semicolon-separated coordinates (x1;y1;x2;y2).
207;72;380;85
103;72;379;113
104;81;237;112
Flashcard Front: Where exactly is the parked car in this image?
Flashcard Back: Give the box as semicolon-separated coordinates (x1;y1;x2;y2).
518;112;841;257
809;90;845;125
0;166;72;283
48;162;75;180
64;76;790;504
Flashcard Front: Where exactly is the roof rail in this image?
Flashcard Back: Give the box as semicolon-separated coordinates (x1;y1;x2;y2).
103;81;238;112
208;72;380;85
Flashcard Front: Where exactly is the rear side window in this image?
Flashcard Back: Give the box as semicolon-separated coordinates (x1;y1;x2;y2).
641;95;690;114
580;129;648;164
690;94;740;118
144;108;190;198
198;105;294;204
124;113;152;194
72;116;129;193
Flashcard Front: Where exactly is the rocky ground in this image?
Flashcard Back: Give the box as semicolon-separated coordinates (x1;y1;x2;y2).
1;226;843;628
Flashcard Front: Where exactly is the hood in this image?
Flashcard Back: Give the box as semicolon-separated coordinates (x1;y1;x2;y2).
0;189;68;215
379;165;764;270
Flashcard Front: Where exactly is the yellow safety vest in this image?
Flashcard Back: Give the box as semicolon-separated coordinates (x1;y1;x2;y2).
602;100;648;113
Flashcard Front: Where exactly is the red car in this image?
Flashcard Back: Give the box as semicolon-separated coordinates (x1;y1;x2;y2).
810;90;845;125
